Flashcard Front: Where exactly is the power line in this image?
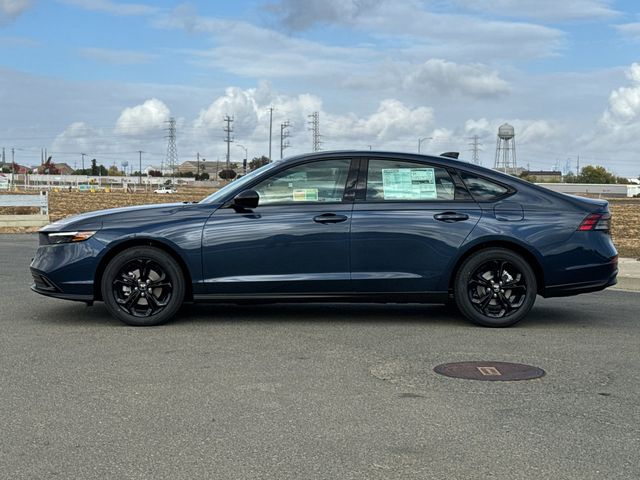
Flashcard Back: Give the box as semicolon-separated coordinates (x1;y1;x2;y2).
164;117;178;176
468;135;482;165
280;120;291;159
267;107;274;162
223;115;234;171
307;111;321;152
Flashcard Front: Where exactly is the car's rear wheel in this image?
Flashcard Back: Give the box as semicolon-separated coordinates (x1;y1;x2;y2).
454;248;537;327
101;246;185;326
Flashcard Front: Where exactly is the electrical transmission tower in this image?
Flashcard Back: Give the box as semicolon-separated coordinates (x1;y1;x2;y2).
223;115;234;171
468;135;482;165
280;120;291;159
307;112;322;152
165;117;178;177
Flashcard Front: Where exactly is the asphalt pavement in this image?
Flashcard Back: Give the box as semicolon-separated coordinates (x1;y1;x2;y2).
1;234;639;480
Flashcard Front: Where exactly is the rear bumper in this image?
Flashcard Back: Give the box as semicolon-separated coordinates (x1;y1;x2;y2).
543;257;618;298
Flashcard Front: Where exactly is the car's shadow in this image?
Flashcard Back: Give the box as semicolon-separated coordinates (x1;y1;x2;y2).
34;297;613;329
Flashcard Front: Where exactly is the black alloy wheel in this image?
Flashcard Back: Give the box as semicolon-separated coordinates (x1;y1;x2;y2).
454;248;537;327
101;246;185;326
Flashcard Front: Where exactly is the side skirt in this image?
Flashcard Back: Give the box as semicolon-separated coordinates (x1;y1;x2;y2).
192;292;450;304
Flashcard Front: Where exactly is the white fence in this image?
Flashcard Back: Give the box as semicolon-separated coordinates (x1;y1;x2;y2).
0;191;49;227
536;183;640;198
1;173;221;191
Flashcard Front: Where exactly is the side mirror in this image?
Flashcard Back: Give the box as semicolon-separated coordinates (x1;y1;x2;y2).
232;189;259;209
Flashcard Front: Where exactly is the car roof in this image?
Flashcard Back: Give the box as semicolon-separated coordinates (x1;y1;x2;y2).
279;150;492;174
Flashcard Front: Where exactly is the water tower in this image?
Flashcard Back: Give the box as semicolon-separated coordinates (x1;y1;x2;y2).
494;123;517;173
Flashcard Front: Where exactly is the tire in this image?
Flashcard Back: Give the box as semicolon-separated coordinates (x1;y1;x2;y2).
101;246;185;326
454;248;537;327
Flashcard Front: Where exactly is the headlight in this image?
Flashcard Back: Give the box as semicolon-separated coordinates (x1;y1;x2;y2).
46;231;97;244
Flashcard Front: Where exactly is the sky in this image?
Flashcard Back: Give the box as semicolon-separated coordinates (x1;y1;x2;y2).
0;0;639;176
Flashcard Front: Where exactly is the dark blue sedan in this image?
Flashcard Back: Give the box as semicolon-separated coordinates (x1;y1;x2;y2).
31;151;618;327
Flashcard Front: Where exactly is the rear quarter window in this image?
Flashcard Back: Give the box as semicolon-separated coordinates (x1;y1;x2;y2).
459;171;511;202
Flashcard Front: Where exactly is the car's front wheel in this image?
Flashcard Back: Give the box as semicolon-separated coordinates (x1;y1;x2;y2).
101;246;185;326
454;248;537;327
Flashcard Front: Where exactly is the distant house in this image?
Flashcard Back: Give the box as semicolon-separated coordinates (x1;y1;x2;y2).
521;170;562;182
55;163;75;175
0;163;31;174
177;160;224;176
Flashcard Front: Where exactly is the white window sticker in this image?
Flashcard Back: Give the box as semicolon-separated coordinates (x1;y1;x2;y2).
382;168;437;200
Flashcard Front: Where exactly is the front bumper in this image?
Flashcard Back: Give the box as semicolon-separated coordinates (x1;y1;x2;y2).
30;268;94;302
30;237;104;301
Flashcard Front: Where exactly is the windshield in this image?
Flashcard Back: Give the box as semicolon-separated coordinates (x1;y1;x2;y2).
200;162;281;204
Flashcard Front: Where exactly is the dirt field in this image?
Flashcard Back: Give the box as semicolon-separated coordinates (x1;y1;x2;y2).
1;189;639;257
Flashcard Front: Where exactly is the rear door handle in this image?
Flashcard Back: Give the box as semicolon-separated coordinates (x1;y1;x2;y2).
434;212;469;223
313;213;348;224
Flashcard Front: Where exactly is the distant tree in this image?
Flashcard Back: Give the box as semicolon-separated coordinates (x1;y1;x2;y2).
563;172;577;183
1;166;10;173
219;169;237;180
90;158;99;176
131;171;147;177
577;165;617;184
196;172;210;181
107;165;122;176
249;156;269;171
148;170;163;177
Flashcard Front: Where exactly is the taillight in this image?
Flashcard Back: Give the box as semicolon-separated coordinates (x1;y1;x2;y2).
578;213;611;232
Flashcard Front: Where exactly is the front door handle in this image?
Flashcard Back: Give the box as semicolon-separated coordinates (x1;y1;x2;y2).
434;212;469;223
313;213;348;224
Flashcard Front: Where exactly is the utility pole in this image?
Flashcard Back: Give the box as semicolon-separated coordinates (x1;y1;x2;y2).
223;115;234;172
418;137;432;154
267;107;274;162
468;135;482;165
308;112;321;152
165;117;178;179
10;148;15;189
576;155;580;176
196;152;200;180
81;153;86;173
280;120;291;159
138;150;143;185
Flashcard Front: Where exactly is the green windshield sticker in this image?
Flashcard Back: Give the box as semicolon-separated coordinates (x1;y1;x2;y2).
293;188;319;201
382;168;437;200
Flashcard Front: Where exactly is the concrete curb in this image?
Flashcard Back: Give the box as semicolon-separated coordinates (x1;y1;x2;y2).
613;257;640;292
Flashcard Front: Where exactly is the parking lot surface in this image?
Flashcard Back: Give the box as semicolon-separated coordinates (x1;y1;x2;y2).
1;234;639;480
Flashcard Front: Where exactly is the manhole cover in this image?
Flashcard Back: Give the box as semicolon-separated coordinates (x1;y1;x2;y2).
433;361;545;381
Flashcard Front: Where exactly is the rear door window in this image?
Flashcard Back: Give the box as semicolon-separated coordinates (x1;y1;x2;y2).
365;159;456;201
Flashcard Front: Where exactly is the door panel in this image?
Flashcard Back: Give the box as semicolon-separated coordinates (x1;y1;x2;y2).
201;158;355;295
350;202;480;292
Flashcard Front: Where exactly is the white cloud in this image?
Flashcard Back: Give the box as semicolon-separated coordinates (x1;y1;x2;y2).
452;0;618;21
78;47;157;65
325;99;434;143
0;0;32;24
115;98;170;135
601;63;640;127
403;59;510;97
615;22;640;40
57;0;157;16
51;122;105;154
264;0;384;31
